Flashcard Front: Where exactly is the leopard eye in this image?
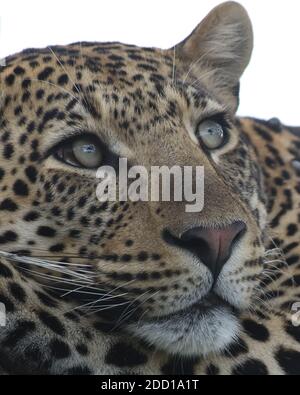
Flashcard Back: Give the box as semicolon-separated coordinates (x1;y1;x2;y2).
55;135;103;169
196;120;226;150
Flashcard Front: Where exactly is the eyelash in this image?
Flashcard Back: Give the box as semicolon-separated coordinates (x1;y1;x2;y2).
197;112;231;131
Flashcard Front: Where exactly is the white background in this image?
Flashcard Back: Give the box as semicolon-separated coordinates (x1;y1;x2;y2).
1;1;299;125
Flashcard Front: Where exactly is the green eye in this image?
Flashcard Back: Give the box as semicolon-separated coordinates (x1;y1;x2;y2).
196;120;226;150
55;135;103;169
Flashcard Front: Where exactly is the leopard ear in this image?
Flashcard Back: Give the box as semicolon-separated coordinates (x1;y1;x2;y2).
174;1;253;113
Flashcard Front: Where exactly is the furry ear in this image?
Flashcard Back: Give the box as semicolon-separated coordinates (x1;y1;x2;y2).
174;1;253;113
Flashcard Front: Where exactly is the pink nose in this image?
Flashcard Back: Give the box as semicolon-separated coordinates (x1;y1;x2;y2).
180;222;247;280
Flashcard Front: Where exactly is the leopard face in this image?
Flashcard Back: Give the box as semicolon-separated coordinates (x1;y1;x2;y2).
0;2;269;357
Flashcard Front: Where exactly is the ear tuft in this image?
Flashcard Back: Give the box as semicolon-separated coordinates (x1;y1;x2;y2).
174;2;253;112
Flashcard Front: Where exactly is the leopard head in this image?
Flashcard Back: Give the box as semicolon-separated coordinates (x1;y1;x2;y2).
0;2;268;356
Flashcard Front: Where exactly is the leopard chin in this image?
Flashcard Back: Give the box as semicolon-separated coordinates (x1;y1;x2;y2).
127;296;241;357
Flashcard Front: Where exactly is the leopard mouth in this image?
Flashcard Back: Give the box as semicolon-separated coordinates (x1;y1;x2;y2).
126;292;241;357
151;292;238;322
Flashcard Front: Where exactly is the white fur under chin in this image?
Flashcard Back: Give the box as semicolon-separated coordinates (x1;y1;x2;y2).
127;307;240;357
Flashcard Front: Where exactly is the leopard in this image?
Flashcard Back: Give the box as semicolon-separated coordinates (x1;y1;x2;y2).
0;1;299;375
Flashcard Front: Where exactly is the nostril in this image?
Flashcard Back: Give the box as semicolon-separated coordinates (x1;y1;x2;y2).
180;231;218;273
162;228;179;247
231;221;247;247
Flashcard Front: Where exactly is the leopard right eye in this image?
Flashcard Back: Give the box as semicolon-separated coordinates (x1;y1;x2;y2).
196;120;227;150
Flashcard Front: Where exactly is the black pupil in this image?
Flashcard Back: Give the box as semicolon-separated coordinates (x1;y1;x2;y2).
81;144;96;153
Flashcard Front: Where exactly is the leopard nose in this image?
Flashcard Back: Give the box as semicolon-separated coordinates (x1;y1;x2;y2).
180;221;247;280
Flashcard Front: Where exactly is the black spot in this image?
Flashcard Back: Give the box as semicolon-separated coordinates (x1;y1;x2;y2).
283;243;299;255
22;91;31;103
0;168;5;181
0;231;18;244
223;338;249;357
136;272;149;281
0;199;18;212
51;207;61;217
254;126;273;142
49;339;71;359
161;356;199;375
285;322;300;343
38;67;54;80
151;271;161;280
242;319;270;342
66;98;77;112
105;342;148;367
3;143;14;159
287;224;298;237
30;151;40;162
42;109;59;126
36;89;45;100
78;196;87;208
137;252;148;262
37;226;56;237
24;211;40;222
14;66;25;75
35;291;58;308
2;321;35;348
13;179;29;197
0;292;15;312
206;364;220;375
49;244;64;253
37;310;66;336
58;74;69;85
132;74;144;81
69;229;81;238
19;134;28;145
1;131;10;143
5;74;15;86
232;359;268;375
25;166;38;183
76;343;89;356
109;272;133;282
24;345;43;363
286;256;299;266
14;106;22;116
0;262;13;278
152;254;161;261
121;255;132;263
64;312;80;322
9;282;27;303
67;208;75;220
275;347;300;375
31;139;39;150
138;63;157;72
22;79;31;89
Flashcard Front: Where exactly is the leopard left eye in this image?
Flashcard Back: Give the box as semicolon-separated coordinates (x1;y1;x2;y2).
54;135;103;169
196;120;226;150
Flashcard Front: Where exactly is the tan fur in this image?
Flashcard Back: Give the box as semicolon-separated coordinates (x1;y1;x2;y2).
0;2;299;375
